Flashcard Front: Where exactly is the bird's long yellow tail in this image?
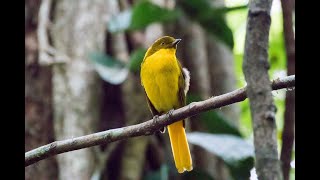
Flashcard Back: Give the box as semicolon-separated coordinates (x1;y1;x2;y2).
167;120;193;173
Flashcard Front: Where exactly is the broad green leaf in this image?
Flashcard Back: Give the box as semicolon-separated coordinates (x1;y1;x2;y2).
178;0;240;49
187;132;254;164
130;1;180;29
108;0;180;32
89;52;129;84
128;48;147;72
89;52;125;68
187;94;241;136
108;10;132;33
187;132;254;180
201;110;242;136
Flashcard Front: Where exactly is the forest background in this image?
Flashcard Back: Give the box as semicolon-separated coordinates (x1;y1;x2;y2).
25;0;295;179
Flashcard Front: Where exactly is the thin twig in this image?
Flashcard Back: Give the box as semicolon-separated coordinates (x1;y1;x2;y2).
25;75;295;167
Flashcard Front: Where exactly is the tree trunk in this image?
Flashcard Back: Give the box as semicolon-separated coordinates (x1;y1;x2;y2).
242;0;283;179
50;1;108;179
25;0;58;179
280;0;295;179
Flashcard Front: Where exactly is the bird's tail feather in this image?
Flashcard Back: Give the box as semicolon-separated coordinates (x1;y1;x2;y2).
167;121;193;173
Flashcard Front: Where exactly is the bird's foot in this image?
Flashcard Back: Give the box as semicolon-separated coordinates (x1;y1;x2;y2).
152;115;166;133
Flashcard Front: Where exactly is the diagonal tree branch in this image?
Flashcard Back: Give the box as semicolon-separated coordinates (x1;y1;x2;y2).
25;75;295;167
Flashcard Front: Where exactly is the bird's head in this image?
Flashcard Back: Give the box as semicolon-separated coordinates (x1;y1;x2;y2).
144;36;181;59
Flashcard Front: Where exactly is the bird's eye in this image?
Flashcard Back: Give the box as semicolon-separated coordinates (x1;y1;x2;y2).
161;42;165;45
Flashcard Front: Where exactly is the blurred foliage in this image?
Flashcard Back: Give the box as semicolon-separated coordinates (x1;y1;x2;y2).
178;0;247;48
89;52;126;68
226;1;294;179
226;0;287;140
108;0;246;48
89;52;129;84
200;111;241;136
89;48;146;84
187;132;254;179
187;94;241;136
228;157;254;180
187;133;254;164
108;0;180;32
128;48;147;72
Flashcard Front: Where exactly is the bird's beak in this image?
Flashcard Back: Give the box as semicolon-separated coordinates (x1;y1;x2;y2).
172;39;181;47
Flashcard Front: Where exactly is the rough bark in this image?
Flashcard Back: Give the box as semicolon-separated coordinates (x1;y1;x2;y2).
280;0;295;179
25;0;58;179
50;1;107;179
242;0;283;179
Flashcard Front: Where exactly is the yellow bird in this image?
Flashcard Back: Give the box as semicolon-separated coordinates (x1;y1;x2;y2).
140;36;193;173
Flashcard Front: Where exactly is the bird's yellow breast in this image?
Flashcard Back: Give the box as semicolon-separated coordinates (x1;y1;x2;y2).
141;48;181;113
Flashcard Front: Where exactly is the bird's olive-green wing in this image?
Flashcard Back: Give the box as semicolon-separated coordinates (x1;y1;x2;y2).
143;90;166;133
144;91;160;116
177;60;189;128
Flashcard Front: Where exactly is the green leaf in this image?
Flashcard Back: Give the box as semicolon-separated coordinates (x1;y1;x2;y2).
187;94;241;136
187;132;254;180
108;10;132;33
89;52;125;68
128;48;147;72
187;132;254;164
89;52;129;84
201;110;242;136
205;16;234;49
178;0;237;48
108;0;180;32
130;0;180;29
